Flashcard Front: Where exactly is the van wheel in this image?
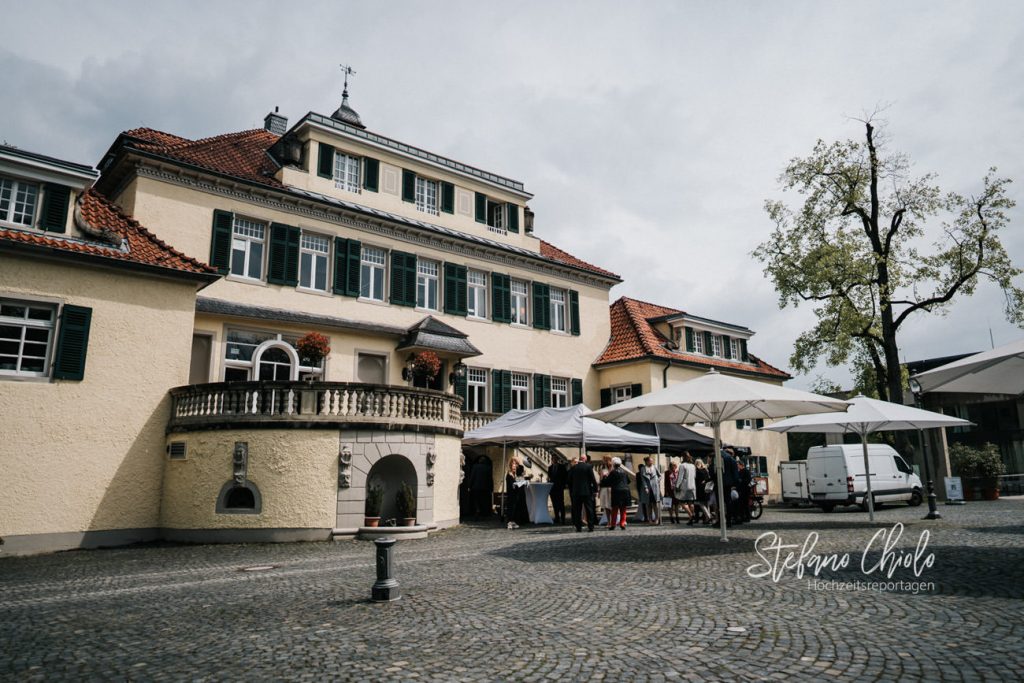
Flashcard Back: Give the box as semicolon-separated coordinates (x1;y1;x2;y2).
820;503;834;513
909;489;923;507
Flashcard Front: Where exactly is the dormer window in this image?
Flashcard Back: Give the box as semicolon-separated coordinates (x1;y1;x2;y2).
415;176;439;216
681;325;750;363
0;176;39;226
730;337;740;360
333;152;361;194
475;193;519;234
711;335;723;357
691;329;704;354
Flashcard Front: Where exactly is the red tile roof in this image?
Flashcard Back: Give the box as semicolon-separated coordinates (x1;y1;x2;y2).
540;240;619;279
114;127;618;281
595;296;791;379
0;189;216;277
125;127;282;188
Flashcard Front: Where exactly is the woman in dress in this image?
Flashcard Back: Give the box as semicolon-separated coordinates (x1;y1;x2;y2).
505;456;528;529
595;455;613;526
693;457;712;525
664;459;681;523
677;452;697;523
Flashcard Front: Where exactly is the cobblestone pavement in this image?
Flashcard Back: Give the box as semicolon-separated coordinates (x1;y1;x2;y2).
1;501;1022;682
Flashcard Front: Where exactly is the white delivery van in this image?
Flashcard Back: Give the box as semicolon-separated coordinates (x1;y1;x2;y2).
806;444;923;512
780;461;811;505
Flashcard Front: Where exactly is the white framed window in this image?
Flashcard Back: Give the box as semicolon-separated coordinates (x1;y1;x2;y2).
415;177;439;216
730;338;740;360
360;246;386;301
333;152;361;193
417;259;439;310
467;269;487;319
0;176;39;227
511;372;529;410
0;299;56;377
551;377;568;408
466;367;488;412
222;329;315;381
692;331;704;354
613;385;632;404
550;288;566;332
299;233;330;291
510;280;529;325
712;335;723;357
230;216;266;281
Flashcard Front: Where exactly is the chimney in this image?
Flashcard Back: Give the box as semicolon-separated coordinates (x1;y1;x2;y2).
264;107;287;136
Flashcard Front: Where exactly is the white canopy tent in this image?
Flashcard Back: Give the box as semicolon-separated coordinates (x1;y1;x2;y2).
590;369;850;541
911;338;1024;395
463;404;660;450
766;395;971;520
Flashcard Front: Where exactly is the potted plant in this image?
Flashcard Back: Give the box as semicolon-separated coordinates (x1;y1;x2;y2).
396;482;416;526
295;332;330;413
364;485;384;527
951;442;1006;500
404;351;442;386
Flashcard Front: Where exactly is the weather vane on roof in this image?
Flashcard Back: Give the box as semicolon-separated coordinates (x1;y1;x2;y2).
339;64;356;96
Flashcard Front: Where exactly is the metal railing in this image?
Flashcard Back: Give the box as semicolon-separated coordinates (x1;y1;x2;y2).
168;381;462;431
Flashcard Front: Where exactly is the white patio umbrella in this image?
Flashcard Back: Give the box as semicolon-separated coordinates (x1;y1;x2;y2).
911;338;1024;395
589;369;850;541
765;395;972;521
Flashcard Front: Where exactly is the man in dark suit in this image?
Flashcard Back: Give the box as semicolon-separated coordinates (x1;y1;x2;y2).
567;454;598;532
549;459;568;524
721;447;740;525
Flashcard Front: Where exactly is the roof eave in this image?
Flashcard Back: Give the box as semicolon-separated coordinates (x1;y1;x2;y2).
593;353;791;381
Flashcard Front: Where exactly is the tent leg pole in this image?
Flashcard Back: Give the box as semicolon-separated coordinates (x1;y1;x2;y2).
714;421;727;542
862;433;875;522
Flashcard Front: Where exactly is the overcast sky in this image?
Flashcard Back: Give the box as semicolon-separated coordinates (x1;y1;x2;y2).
3;0;1023;389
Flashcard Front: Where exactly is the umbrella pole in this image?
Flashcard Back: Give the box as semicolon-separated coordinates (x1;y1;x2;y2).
501;442;508;521
713;420;728;542
861;432;875;522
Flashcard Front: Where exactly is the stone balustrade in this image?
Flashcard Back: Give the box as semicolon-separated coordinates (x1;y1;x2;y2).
460;411;501;433
168;381;463;434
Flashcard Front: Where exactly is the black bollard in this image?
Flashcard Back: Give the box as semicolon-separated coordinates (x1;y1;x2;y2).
371;537;401;602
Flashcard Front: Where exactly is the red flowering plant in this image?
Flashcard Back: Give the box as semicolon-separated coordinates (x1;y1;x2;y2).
410;351;442;379
296;332;331;367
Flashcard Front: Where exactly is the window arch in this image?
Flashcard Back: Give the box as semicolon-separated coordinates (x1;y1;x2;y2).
216;480;262;514
251;340;300;381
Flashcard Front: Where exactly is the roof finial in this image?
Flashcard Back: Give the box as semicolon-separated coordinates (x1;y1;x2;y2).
332;63;365;129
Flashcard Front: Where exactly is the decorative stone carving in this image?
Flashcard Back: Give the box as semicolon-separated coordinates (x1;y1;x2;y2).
426;448;436;487
338;445;352;489
232;442;248;485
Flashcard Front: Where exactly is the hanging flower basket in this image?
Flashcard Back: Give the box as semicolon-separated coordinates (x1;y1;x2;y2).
296;332;331;367
410;351;442;380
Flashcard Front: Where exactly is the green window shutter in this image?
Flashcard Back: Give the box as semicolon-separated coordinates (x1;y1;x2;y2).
40;184;71;233
317;142;334;179
630;383;643;398
507;204;519;233
736;420;745;430
571;378;583;406
532;282;550;330
441;182;455;214
492;370;512;413
492;273;511;324
454;373;468;407
502;371;513;412
363;157;379;192
533;374;545;409
703;331;714;356
600;388;612;408
209;210;234;274
475;192;486;223
740;339;749;362
685;327;695;353
344;239;361;297
333;237;348;295
569;290;580;336
267;223;299;286
542;375;552;408
722;335;732;359
53;305;92;381
390;251;416;307
443;263;467;316
402;170;416;203
755;418;765;429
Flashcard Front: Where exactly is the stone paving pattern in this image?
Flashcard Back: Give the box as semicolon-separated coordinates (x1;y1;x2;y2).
1;501;1022;681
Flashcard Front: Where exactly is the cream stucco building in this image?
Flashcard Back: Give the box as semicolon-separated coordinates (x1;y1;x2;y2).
1;92;792;554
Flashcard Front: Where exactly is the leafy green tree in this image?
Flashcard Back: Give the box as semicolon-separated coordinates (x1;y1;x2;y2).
755;119;1023;403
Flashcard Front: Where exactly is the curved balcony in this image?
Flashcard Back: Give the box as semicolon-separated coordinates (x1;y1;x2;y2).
168;381;463;435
